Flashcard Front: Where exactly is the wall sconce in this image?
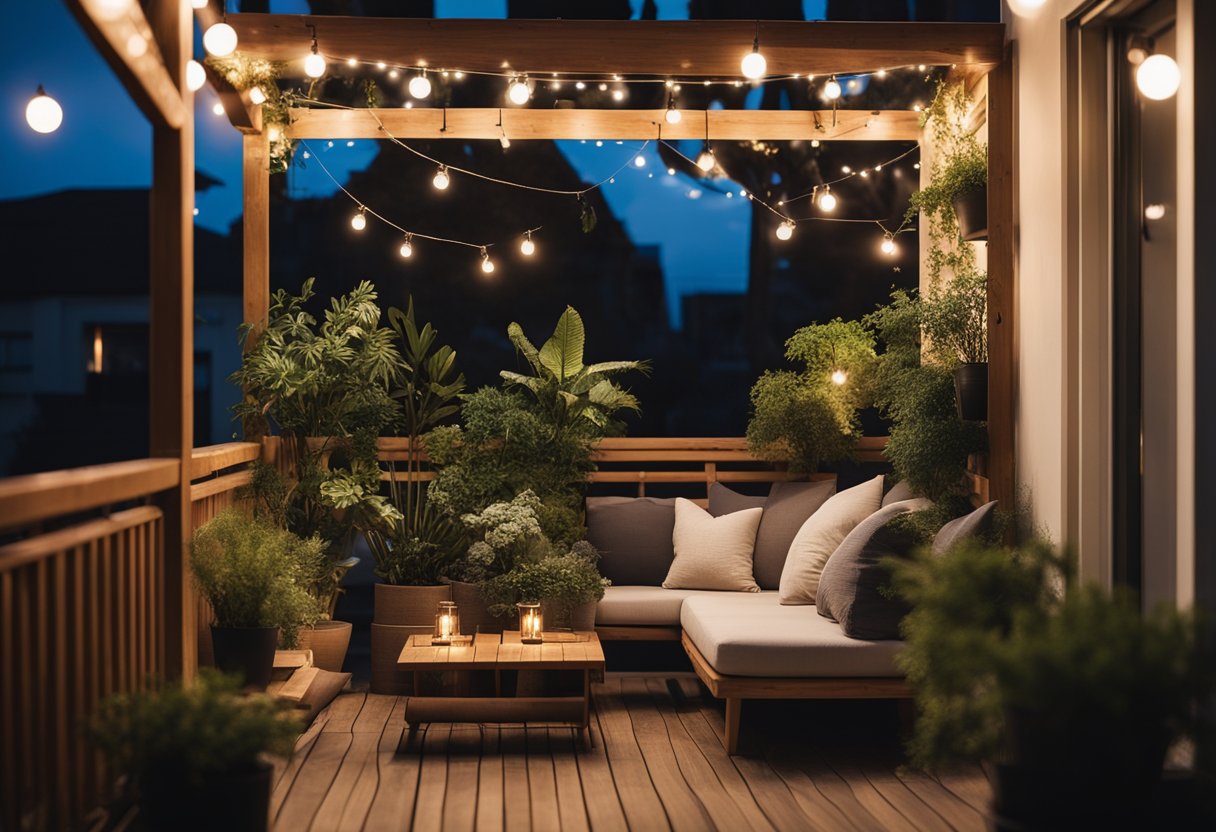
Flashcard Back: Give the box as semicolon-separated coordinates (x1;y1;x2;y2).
518;602;543;644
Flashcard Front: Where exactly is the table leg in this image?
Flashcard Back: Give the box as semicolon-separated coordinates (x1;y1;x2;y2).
582;669;592;750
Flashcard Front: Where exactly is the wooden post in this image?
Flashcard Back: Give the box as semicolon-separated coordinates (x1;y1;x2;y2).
242;132;270;440
147;0;195;680
986;45;1017;511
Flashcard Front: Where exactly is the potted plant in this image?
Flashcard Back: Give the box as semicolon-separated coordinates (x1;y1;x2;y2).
90;670;300;831
909;80;989;242
190;509;323;689
892;540;1210;828
746;318;876;475
921;269;989;421
482;544;609;631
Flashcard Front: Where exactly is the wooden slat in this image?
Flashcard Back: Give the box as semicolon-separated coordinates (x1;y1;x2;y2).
230;15;1005;76
188;470;252;502
190;441;261;480
0;507;163;573
286;107;920;141
64;0;187;129
0;459;178;531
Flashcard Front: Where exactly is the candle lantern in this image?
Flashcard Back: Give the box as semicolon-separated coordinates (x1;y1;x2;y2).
518;601;543;644
433;600;460;645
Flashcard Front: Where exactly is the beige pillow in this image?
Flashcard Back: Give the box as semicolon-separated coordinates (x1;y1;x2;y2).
663;498;763;592
778;475;884;605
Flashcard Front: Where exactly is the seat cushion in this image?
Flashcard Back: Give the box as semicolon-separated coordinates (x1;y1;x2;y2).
681;593;903;677
586;497;676;586
595;585;737;626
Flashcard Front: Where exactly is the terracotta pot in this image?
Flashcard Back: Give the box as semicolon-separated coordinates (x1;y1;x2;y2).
953;185;988;241
370;623;432;695
210;626;278;691
374;583;450;626
448;580;504;634
141;760;272;831
296;620;353;672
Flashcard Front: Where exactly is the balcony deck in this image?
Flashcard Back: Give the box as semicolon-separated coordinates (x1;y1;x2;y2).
272;674;991;831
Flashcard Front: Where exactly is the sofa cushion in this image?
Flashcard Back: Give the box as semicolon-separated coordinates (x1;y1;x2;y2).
779;475;885;605
711;480;837;590
664;499;763;592
816;499;933;640
681;593;903;677
881;480;916;507
586;497;676;586
932;500;998;554
595;585;733;626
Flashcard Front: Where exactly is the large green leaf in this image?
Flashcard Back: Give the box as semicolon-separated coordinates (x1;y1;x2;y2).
506;322;543;375
538;307;585;381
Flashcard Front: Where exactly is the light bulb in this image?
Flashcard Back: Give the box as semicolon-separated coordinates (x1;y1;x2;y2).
191;0;209;8
351;209;367;231
304;52;327;79
508;77;531;105
665;103;682;124
186;60;206;92
1136;54;1180;100
696;145;715;173
91;0;132;21
831;369;848;386
249;86;266;105
741;46;767;80
203;22;238;57
881;235;898;255
499;134;511;149
823;77;842;100
818;188;837;212
634;155;646;168
212;101;225;116
432;166;450;190
409;72;432;99
775;221;794;241
520;234;535;256
481;250;495;274
25;88;63;134
1145;203;1166;221
267;125;281;142
399;237;413;258
612;88;625;102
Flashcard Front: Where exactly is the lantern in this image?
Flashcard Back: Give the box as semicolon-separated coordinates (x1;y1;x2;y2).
518;602;543;643
433;600;459;645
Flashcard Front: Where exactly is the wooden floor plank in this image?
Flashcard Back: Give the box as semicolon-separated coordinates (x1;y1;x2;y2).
321;692;368;733
573;703;630;832
500;726;532;832
337;703;399;832
271;708;330;818
935;768;994;819
414;724;453;831
822;760;925;832
592;678;673;832
363;698;425;832
274;732;354;830
766;754;871;832
858;765;955;832
549;728;591;832
475;727;505;832
895;768;988;831
525;725;563;832
442;726;483;832
310;732;380;832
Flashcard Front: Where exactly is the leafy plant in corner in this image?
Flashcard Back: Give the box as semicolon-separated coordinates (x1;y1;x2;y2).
746;318;876;474
481;542;609;622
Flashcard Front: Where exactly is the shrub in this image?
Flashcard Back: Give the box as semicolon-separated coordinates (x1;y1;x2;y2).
481;545;609;620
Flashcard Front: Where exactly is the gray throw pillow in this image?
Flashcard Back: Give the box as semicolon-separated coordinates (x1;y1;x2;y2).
881;479;916;507
710;480;837;590
932;500;998;555
816;498;933;640
585;497;677;585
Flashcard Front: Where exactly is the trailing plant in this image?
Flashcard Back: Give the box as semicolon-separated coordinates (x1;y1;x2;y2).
189;509;325;648
481;543;609;620
204;55;297;173
746;318;876;474
90;670;300;794
365;298;467;585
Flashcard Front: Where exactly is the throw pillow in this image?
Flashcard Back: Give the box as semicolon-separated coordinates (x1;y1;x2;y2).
816;498;933;639
881;479;916;507
778;475;885;604
932;500;998;555
710;480;837;590
586;497;677;585
663;498;763;592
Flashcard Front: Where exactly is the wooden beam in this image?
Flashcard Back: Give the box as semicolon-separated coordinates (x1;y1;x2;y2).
147;0;196;680
242;132;270;441
229;15;1006;76
190;441;262;480
0;459;179;532
195;3;262;133
285;107;920;142
64;0;187;129
986;44;1016;512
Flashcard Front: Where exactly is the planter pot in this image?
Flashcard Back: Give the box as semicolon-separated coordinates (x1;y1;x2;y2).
541;600;598;632
953;185;988;241
210;626;278;691
448;579;504;635
370;623;434;695
296;620;353;672
141;761;272;831
953;362;989;422
374;583;451;626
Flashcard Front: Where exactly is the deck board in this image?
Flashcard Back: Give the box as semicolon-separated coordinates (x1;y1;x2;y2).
272;676;992;831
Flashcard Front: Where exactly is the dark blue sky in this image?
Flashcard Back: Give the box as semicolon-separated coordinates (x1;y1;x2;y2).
4;0;831;324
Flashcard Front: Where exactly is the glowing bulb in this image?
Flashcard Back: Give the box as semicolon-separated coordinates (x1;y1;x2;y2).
126;34;147;58
881;235;898;256
432;166;450;190
351;209;367;231
249;86;266;105
305;52;326;78
667;167;675;175
696;145;715;173
823;77;842;100
775;221;794;241
520;233;535;256
575;81;586;90
811;139;820;148
399;236;413;258
191;0;209;9
211;101;225;116
347;58;358;67
1127;46;1149;66
508;77;531;105
185;60;206;92
918;64;927;72
831;369;848;386
1136;54;1180;100
409;72;432;99
1145;203;1166;220
665;102;682;124
876;69;887;78
818;187;837;212
634;155;646;168
25;88;62;134
388;69;399;80
91;0;132;21
612;88;625;102
741;45;767;80
267;125;282;142
203;21;237;57
376;61;386;70
499;134;511;149
480;249;495;274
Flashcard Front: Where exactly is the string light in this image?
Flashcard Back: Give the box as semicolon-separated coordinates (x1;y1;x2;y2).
633;155;646;168
186;60;206;92
508;76;531;105
399;233;413;258
1145;203;1166;221
520;231;536;256
249;86;266;105
831;369;848;386
480;247;496;274
775;220;795;241
211;101;225;116
880;233;898;255
741;26;767;79
1136;54;1180;100
665;97;682;124
347;58;358;68
351;207;367;231
612;87;626;102
303;26;326;78
202;20;237;57
817;186;837;212
696;143;716;172
823;76;842;100
25;86;62;134
432;165;450;190
409;70;432;99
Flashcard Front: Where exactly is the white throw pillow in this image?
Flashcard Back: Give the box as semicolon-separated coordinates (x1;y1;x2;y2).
662;498;763;592
778;475;884;605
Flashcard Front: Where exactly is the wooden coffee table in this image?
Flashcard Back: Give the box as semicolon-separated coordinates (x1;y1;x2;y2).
397;630;605;746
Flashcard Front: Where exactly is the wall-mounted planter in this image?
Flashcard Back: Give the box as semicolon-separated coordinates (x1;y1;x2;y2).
953;185;988;241
954;363;989;422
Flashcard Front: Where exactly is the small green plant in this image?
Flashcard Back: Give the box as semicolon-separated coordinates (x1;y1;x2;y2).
452;490;554;584
481;544;609;620
921;268;988;365
90;670;300;793
190;509;324;648
747;318;876;474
